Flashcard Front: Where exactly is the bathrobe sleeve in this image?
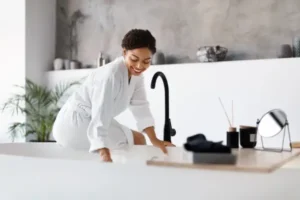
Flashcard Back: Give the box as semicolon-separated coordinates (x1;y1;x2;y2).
129;76;155;132
87;75;117;153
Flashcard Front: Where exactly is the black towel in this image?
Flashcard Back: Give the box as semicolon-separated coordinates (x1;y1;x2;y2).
186;133;206;143
184;133;231;153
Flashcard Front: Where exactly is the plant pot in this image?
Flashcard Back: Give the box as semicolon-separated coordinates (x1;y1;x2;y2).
29;140;56;143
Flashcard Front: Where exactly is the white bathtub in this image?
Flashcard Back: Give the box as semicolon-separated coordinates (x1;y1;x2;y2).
0;142;299;200
0;142;192;164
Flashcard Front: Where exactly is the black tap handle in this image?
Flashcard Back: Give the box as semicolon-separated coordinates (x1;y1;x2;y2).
171;129;176;136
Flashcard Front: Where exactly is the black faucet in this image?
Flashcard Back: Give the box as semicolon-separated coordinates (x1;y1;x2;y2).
151;71;176;143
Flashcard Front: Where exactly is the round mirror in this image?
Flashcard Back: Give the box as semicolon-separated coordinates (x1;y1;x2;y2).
257;109;287;138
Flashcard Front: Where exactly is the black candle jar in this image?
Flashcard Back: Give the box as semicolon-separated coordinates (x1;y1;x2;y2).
239;126;257;148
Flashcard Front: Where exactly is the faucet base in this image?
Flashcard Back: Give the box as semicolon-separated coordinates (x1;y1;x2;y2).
163;118;176;143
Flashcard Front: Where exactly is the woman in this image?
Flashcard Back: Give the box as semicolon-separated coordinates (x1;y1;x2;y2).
52;29;175;162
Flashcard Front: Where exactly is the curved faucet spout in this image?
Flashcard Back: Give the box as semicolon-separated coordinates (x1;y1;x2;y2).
151;71;176;142
151;72;169;121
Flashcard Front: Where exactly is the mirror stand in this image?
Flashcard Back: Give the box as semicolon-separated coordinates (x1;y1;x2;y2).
256;120;293;153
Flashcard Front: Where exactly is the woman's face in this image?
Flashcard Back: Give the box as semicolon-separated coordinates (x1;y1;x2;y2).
123;47;152;76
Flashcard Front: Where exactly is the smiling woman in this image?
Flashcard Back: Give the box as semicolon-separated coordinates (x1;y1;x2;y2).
121;29;156;76
52;29;175;163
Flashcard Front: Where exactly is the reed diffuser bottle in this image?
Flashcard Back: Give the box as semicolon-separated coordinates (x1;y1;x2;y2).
227;127;239;148
219;98;239;148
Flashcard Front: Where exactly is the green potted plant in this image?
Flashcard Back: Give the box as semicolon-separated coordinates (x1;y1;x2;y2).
1;79;80;142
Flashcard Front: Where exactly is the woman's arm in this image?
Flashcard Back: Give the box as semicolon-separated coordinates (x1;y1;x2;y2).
129;75;155;133
86;74;118;162
129;76;175;153
143;126;175;154
143;126;157;141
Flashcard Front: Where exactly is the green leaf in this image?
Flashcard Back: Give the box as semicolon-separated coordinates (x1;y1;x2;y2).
8;122;27;141
52;81;80;104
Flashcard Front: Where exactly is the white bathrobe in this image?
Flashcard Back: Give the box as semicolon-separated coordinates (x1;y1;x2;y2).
52;56;155;152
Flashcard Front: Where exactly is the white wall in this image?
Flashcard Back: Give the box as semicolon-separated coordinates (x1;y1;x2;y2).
46;58;300;148
25;0;56;141
133;58;300;148
47;58;300;146
0;1;26;142
26;0;56;85
0;0;56;142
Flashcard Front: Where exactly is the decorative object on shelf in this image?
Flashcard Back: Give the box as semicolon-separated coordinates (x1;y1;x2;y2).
59;7;88;65
0;79;80;142
64;59;70;70
53;58;64;70
278;44;293;58
84;64;94;68
215;46;228;61
197;45;227;62
152;51;165;65
70;60;81;69
96;52;106;67
292;36;300;57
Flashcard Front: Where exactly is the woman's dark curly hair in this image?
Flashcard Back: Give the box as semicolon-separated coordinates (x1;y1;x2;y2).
121;29;156;54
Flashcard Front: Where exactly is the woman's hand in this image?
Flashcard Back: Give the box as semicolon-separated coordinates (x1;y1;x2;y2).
143;126;176;154
150;138;176;154
98;148;113;162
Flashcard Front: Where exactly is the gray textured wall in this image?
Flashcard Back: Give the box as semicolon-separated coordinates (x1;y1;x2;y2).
56;0;300;66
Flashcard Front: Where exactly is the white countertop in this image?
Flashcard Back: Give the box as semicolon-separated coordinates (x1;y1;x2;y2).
0;143;299;172
281;155;300;168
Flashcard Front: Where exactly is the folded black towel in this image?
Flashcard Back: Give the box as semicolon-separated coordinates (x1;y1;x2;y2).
186;133;206;143
184;133;231;153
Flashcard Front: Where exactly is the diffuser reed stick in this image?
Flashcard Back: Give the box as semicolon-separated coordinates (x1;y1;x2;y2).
232;100;234;127
218;97;232;127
